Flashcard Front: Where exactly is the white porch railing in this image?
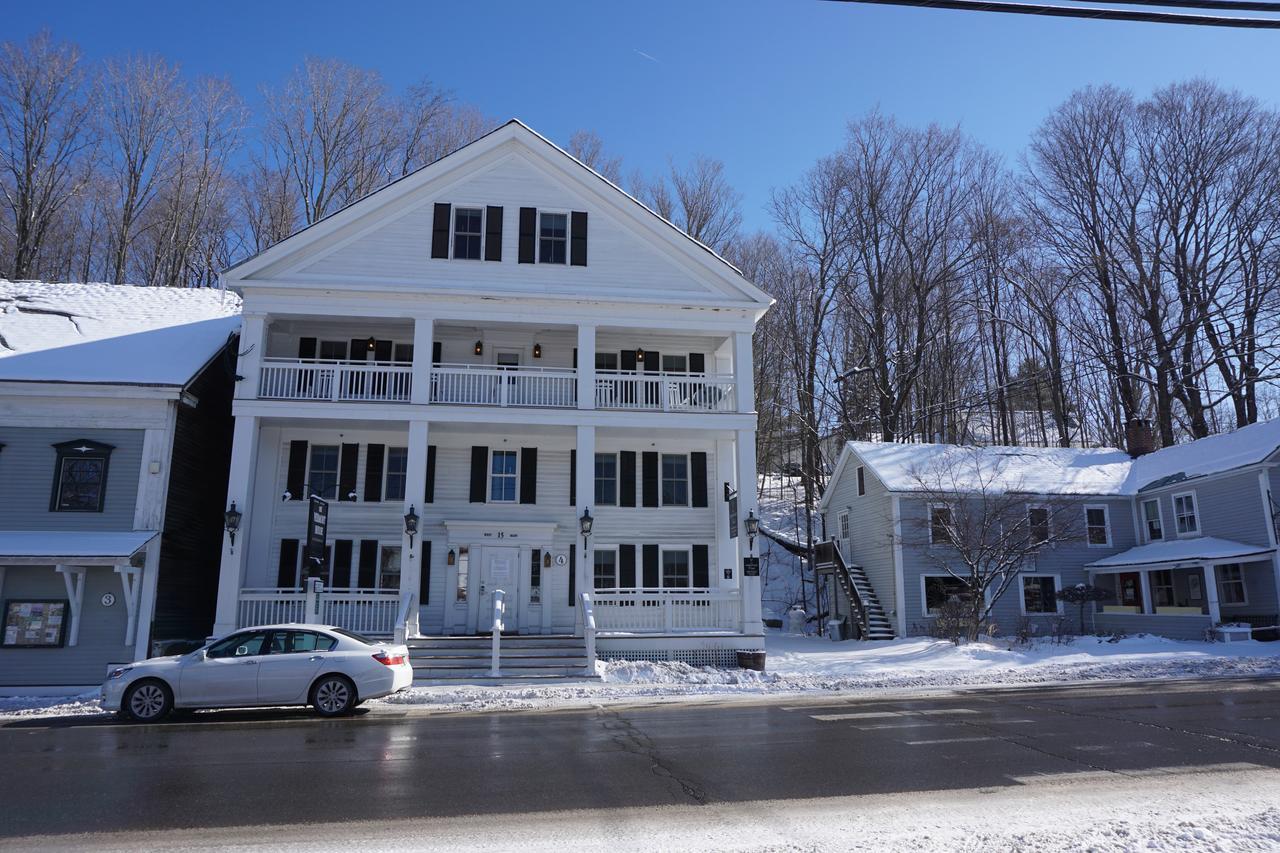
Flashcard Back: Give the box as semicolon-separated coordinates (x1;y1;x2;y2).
259;359;413;403
431;363;577;407
580;592;598;674
595;371;736;413
236;584;399;635
590;589;742;633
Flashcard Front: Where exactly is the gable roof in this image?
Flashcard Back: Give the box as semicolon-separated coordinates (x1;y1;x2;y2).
1127;418;1280;492
0;281;241;388
222;119;773;307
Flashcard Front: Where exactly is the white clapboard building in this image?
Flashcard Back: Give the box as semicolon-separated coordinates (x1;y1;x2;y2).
213;120;773;678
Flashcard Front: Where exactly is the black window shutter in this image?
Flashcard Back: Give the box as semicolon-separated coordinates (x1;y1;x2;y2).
374;339;393;362
431;203;451;259
642;544;659;588
277;539;299;587
358;540;379;589
485;206;503;261
349;338;368;363
420;541;432;604
569;543;576;606
469;446;488;503
645;350;661;373
691;451;708;508
333;539;354;587
338;443;359;501
570;211;588;266
642;452;659;508
693;544;710;588
619;544;637;588
518;207;537;263
298;337;317;360
621;349;637;372
689;353;706;373
569;449;577;506
286;441;308;500
620;451;637;507
425;445;437;503
432;341;442;364
519;447;537;504
364;444;385;502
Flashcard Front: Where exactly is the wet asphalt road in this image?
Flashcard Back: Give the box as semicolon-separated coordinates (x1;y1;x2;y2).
1;677;1279;840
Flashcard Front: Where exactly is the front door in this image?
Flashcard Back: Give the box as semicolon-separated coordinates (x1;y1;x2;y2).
476;547;520;633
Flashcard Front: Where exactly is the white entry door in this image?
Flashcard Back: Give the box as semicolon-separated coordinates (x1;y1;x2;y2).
475;547;520;633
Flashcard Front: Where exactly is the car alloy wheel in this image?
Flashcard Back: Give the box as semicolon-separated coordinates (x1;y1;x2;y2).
312;676;354;716
126;682;171;722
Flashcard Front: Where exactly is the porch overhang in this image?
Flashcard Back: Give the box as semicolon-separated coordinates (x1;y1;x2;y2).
0;530;158;566
1085;537;1274;571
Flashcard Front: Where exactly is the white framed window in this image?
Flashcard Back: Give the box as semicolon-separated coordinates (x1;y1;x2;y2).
660;546;692;589
1173;492;1199;536
489;450;518;503
1085;505;1111;547
857;465;866;496
1027;505;1050;545
1151;569;1176;607
595;452;617;506
661;354;688;373
1216;563;1248;605
929;504;953;546
661;453;689;506
384;447;408;501
377;545;401;591
595;352;619;371
538;211;568;264
921;574;971;616
453;206;483;260
307;445;340;500
593;546;619;590
1020;574;1062;614
838;511;850;542
1142;498;1164;542
317;340;348;361
454;546;469;602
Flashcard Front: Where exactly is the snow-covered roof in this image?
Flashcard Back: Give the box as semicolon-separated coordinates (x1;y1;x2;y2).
0;530;159;564
0;281;241;388
1086;537;1274;569
1127;418;1280;492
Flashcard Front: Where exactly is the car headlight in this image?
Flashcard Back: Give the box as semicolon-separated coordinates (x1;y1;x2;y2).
108;666;132;680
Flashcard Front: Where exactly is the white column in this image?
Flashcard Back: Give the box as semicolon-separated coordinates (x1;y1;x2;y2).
212;415;261;637
410;316;435;405
736;428;763;635
715;438;737;590
732;331;754;415
400;419;430;639
131;540;161;659
1203;563;1221;624
1139;570;1153;614
56;566;86;647
234;314;267;401
577;324;596;410
575;425;596;635
1257;472;1280;622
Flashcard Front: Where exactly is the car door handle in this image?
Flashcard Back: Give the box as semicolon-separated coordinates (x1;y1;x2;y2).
309;655;323;661
242;659;258;665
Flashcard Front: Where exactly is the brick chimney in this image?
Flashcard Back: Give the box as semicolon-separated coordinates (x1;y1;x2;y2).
1125;418;1155;458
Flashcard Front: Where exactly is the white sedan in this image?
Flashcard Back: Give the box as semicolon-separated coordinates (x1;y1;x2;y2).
101;624;413;722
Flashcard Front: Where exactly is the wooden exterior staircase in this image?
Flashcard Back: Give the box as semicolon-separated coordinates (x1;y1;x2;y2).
815;541;895;640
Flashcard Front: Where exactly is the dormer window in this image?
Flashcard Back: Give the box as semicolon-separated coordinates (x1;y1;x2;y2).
539;212;568;264
453;207;483;260
51;440;114;512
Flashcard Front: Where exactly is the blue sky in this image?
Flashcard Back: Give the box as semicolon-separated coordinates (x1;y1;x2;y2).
5;1;1279;231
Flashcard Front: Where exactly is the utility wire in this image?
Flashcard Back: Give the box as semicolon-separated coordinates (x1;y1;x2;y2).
1062;0;1280;11
823;0;1280;28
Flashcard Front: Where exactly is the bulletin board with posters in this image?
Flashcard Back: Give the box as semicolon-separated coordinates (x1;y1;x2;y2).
2;599;69;648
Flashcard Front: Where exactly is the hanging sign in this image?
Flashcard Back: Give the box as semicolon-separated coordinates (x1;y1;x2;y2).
743;556;760;577
726;483;739;539
305;496;330;578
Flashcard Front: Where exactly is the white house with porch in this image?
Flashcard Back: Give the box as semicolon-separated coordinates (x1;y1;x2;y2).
212;120;772;678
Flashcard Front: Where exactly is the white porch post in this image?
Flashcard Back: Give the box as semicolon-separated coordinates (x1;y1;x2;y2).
400;419;430;639
1203;563;1221;624
577;324;596;410
115;564;141;649
575;424;596;635
410;316;434;405
732;331;754;415
1258;471;1280;621
1139;570;1153;614
213;414;261;637
234;314;267;401
715;438;737;590
736;427;764;635
55;565;86;647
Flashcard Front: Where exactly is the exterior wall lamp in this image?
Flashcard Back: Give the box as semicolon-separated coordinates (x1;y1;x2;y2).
635;348;645;363
579;508;593;552
533;343;542;359
404;505;419;551
474;340;483;356
366;336;376;352
224;502;243;552
744;510;759;550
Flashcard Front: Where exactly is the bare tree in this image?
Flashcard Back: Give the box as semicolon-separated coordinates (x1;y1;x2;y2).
566;129;623;183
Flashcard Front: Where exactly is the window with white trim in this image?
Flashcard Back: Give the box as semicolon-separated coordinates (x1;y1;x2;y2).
490;450;518;502
455;546;469;602
857;466;866;496
307;445;340;500
661;354;687;373
1173;492;1199;535
538;212;567;264
1217;563;1247;604
51;440;113;512
1021;575;1060;614
1142;499;1164;541
1085;505;1110;547
377;545;401;591
1151;569;1175;607
661;454;689;506
595;453;617;506
453;207;483;260
1028;505;1050;545
318;340;348;361
384;447;408;501
661;548;692;589
929;505;953;546
593;548;618;590
923;574;970;615
838;511;850;541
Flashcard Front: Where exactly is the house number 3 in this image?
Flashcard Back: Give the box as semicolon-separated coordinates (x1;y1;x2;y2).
101;593;116;607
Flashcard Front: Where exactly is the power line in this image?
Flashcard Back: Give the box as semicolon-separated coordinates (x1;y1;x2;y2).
823;0;1280;27
1066;0;1280;12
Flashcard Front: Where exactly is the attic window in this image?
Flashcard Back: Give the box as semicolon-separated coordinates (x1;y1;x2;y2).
539;212;568;264
51;440;114;512
454;207;483;260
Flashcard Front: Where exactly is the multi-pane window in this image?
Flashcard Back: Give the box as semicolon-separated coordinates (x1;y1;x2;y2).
378;546;401;591
318;340;348;361
1174;493;1199;535
661;354;687;373
1028;506;1050;544
923;575;969;615
593;549;618;590
1217;564;1247;604
455;547;469;602
595;352;619;371
490;450;518;502
52;441;113;512
1085;506;1110;546
539;212;567;264
1142;499;1164;541
308;445;340;499
838;511;850;541
595;453;617;505
661;454;689;506
929;506;953;545
1022;575;1059;614
384;447;408;501
661;549;691;588
530;550;542;603
454;207;483;260
857;466;866;496
1151;569;1175;607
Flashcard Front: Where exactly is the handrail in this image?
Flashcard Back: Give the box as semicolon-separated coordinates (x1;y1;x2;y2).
394;592;416;644
489;589;506;676
580;592;597;675
433;362;576;375
263;356;413;367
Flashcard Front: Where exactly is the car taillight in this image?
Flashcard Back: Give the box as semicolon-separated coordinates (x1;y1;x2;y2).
373;651;406;666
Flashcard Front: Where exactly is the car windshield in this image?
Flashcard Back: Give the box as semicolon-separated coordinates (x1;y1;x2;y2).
330;628;375;645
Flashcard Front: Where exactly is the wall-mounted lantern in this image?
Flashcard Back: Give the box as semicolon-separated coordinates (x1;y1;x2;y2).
224;502;243;552
744;510;760;550
533;343;542;359
474;340;483;356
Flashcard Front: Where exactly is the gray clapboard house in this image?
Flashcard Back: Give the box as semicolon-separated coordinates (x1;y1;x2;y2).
0;282;240;692
818;419;1280;641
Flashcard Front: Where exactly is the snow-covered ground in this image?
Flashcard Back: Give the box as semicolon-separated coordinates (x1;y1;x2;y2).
5;631;1279;719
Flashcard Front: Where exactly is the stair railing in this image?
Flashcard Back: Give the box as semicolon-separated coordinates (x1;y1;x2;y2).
580;592;597;675
816;541;873;639
489;589;506;676
393;592;416;644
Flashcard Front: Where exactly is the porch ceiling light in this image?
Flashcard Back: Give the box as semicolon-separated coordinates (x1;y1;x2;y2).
533;343;542;359
404;505;420;549
224;502;243;552
635;348;645;363
474;340;483;356
744;510;760;549
366;336;376;352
